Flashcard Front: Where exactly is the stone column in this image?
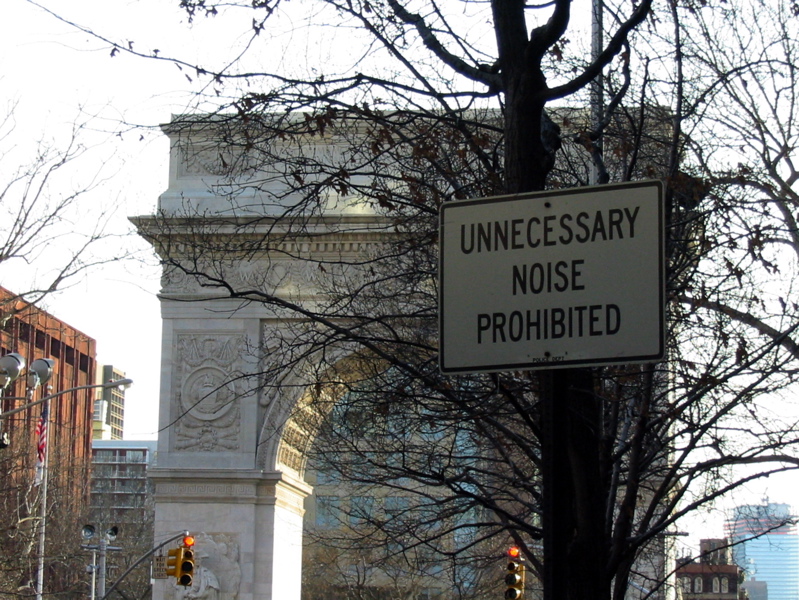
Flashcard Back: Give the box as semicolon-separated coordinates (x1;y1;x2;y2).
150;469;310;600
146;298;312;600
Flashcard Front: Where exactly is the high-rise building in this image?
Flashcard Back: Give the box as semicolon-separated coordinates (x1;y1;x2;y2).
727;502;799;600
88;440;156;600
0;287;98;596
93;365;127;440
90;439;157;525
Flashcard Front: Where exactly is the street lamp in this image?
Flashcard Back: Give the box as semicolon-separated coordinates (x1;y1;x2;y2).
0;352;26;448
0;352;26;387
28;358;55;389
82;525;122;600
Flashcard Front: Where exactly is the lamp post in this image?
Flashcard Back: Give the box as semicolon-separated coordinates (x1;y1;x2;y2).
29;359;55;600
82;525;122;600
0;378;134;421
0;359;132;600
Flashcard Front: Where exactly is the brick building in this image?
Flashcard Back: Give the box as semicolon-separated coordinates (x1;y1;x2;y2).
676;539;744;600
0;287;98;596
0;286;97;477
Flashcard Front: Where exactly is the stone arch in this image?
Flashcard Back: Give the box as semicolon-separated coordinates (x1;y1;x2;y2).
134;116;391;600
258;351;381;478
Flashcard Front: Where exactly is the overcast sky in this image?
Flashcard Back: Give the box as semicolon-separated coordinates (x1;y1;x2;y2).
1;0;199;439
0;0;386;439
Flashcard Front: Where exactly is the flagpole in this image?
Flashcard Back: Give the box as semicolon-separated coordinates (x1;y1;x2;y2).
35;397;49;600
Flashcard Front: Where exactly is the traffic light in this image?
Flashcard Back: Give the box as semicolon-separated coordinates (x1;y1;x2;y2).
177;535;196;587
166;535;196;587
505;546;525;599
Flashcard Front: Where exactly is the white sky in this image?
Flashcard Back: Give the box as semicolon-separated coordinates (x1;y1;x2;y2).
2;0;797;553
0;0;206;439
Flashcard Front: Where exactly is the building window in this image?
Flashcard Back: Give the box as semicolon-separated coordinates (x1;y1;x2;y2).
350;496;375;527
94;450;115;462
125;450;146;463
384;496;410;519
721;577;729;594
680;577;691;594
694;577;703;593
18;321;30;343
316;495;340;528
93;400;106;422
713;577;720;593
35;329;46;350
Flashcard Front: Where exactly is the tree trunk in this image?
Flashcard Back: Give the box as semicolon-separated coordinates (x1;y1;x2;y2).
502;62;609;600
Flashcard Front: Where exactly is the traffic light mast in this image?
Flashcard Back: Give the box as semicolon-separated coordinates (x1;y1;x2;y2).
505;546;525;599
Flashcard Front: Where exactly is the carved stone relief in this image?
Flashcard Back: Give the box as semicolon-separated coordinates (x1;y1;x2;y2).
161;257;327;298
173;334;248;452
177;143;265;178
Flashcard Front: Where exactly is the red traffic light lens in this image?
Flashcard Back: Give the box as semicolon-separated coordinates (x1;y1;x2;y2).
182;535;195;547
508;546;521;559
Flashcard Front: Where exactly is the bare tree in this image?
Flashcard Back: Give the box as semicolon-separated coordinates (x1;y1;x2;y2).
34;0;797;598
0;103;121;319
0;418;94;599
0;102;137;598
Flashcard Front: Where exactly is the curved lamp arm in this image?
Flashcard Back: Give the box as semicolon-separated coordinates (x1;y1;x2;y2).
0;379;133;419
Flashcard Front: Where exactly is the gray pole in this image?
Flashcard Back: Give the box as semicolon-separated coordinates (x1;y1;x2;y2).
90;550;97;600
35;397;50;600
100;531;189;600
98;537;108;599
590;0;604;185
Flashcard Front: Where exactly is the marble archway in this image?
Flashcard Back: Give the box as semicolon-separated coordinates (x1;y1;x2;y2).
133;117;389;600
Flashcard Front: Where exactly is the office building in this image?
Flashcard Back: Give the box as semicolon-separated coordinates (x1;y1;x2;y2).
727;502;799;600
0;286;97;471
0;287;98;596
88;440;156;600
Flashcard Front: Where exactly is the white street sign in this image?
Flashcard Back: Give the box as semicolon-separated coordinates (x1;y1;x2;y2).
439;181;664;373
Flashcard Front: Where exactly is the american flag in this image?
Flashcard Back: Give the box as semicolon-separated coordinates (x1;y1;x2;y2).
33;405;48;487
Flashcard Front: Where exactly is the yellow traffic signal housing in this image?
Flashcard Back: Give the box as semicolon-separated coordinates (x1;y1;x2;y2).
166;535;197;586
166;548;180;579
177;547;195;586
504;549;525;599
175;536;196;587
